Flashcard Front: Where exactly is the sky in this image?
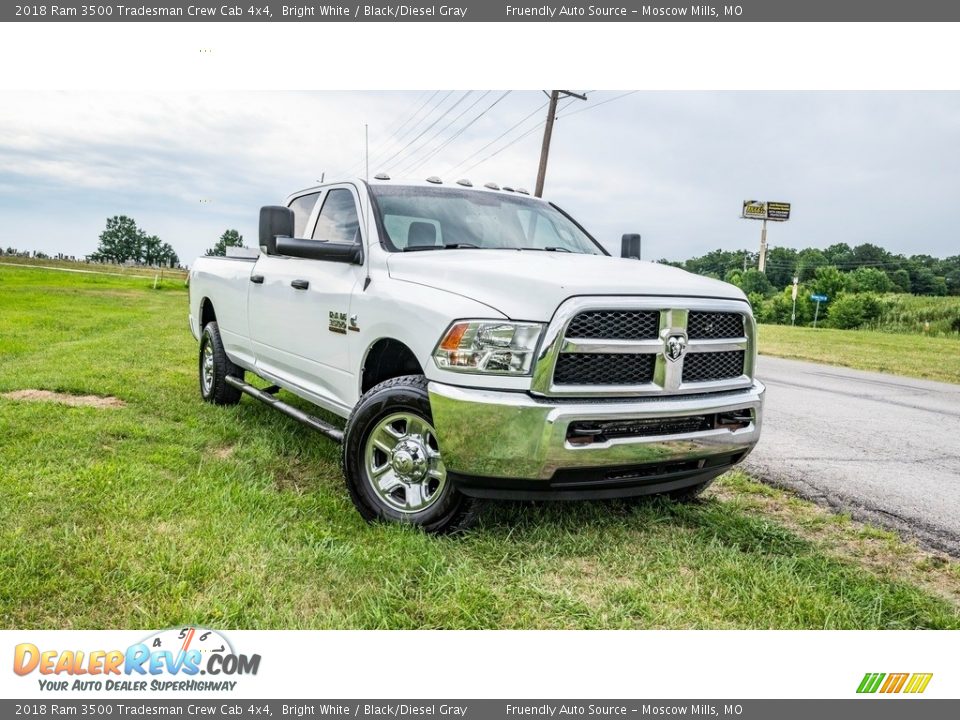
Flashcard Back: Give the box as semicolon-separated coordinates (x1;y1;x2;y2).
0;90;958;264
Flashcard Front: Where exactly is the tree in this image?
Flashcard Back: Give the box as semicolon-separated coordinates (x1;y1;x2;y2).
89;216;145;264
142;234;163;265
158;242;179;268
764;246;799;289
206;229;244;257
810;266;846;301
738;268;775;297
890;268;912;293
846;267;894;294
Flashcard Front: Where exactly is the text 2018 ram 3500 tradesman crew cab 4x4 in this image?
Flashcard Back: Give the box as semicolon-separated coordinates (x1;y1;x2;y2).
188;177;764;532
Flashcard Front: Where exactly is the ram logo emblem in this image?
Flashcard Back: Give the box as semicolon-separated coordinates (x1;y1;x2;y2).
664;334;687;362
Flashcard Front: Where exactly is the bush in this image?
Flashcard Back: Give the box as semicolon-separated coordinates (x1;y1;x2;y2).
825;293;883;330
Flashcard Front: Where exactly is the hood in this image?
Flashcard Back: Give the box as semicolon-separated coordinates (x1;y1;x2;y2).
386;249;748;320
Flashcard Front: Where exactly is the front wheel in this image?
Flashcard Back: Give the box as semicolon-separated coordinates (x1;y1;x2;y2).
342;375;479;533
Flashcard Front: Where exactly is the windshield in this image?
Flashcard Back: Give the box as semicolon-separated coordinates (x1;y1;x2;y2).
369;185;606;255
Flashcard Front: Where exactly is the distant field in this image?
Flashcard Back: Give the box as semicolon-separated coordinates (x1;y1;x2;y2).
2;263;958;629
0;255;188;281
758;324;960;384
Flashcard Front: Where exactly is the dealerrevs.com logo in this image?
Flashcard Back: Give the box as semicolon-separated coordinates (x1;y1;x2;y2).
13;627;261;692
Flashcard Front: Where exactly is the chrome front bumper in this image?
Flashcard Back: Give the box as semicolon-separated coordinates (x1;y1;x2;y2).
428;380;764;487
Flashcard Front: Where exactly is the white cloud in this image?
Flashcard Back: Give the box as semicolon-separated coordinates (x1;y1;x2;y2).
1;91;958;262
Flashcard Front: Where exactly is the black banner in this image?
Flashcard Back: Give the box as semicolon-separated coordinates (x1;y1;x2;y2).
6;1;960;22
2;700;959;719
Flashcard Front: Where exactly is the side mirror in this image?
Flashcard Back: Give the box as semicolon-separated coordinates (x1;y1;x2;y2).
259;206;294;255
621;233;642;260
275;237;363;265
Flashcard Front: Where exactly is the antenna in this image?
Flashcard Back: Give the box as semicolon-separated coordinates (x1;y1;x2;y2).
365;124;369;182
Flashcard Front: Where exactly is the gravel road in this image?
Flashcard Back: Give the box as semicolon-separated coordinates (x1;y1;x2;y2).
745;355;960;555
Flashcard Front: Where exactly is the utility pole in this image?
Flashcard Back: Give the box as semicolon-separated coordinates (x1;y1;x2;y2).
758;218;768;272
535;90;587;197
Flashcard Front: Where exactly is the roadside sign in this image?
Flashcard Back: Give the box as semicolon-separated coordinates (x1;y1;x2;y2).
741;200;792;222
742;200;767;220
742;199;791;275
766;201;791;221
810;294;827;328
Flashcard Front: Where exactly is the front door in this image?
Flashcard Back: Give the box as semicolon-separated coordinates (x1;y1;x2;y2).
248;185;366;410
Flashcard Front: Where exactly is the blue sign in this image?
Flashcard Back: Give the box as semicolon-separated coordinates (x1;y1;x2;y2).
810;294;828;302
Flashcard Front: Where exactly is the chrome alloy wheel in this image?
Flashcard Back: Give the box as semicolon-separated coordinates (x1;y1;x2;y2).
201;341;215;395
364;412;447;514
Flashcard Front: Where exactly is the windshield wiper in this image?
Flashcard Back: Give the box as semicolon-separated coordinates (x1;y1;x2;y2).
403;243;480;252
519;246;572;253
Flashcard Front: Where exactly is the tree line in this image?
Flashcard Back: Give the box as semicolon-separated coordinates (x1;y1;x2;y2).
662;243;960;332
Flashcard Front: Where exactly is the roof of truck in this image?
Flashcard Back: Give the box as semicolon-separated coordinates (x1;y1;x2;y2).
286;175;545;203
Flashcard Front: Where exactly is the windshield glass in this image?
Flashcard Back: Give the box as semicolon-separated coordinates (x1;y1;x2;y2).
369;185;606;255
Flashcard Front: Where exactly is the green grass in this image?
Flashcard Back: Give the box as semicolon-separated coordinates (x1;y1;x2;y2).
759;324;960;384
2;264;959;629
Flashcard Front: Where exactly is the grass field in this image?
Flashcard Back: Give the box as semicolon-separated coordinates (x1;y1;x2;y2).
2;264;959;629
758;324;960;384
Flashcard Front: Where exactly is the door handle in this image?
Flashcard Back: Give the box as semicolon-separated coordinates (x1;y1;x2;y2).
250;274;264;284
291;279;309;290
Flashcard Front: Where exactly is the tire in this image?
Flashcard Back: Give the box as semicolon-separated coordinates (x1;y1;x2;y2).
342;375;479;533
199;321;243;406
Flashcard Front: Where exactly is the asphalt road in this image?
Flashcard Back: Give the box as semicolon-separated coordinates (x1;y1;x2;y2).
745;356;960;556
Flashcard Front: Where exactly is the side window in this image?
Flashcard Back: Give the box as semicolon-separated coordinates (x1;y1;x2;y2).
288;192;320;238
312;188;361;244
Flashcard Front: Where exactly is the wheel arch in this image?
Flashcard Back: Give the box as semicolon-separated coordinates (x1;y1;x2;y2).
360;337;424;395
199;296;217;329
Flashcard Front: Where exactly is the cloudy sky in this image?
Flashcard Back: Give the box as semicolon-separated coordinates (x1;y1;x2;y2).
1;91;958;263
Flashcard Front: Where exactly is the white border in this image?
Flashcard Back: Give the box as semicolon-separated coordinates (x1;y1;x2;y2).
1;22;959;91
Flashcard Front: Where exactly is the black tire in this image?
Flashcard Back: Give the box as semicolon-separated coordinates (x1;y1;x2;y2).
343;375;479;533
199;321;243;406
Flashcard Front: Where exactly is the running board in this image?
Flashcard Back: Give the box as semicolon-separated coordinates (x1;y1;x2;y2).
225;375;344;444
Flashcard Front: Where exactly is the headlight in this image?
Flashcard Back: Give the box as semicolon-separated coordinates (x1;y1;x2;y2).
433;321;544;375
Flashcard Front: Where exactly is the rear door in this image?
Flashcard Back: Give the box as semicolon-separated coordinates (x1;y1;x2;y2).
247;185;366;411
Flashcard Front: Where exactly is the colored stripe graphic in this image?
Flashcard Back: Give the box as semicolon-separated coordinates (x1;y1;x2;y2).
857;673;885;693
904;673;933;694
880;673;909;693
857;672;932;694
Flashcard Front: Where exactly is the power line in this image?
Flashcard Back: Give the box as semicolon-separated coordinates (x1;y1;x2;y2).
333;91;441;178
378;91;474;172
444;97;551;176
342;91;452;177
555;90;638;119
398;91;515;177
458;96;583;177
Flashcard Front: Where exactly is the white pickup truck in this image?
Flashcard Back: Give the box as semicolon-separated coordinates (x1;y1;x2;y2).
188;177;764;532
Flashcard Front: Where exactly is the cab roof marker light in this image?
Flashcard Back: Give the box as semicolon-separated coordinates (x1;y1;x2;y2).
484;182;500;190
456;178;473;187
374;172;391;180
517;188;530;195
502;186;515;192
426;176;443;184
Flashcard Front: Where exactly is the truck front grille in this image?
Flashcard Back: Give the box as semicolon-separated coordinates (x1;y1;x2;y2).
554;353;656;385
687;311;745;339
565;310;659;340
681;350;745;383
540;301;753;395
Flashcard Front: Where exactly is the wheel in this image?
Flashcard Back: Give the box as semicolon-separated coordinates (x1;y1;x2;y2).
199;321;243;406
343;375;479;533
